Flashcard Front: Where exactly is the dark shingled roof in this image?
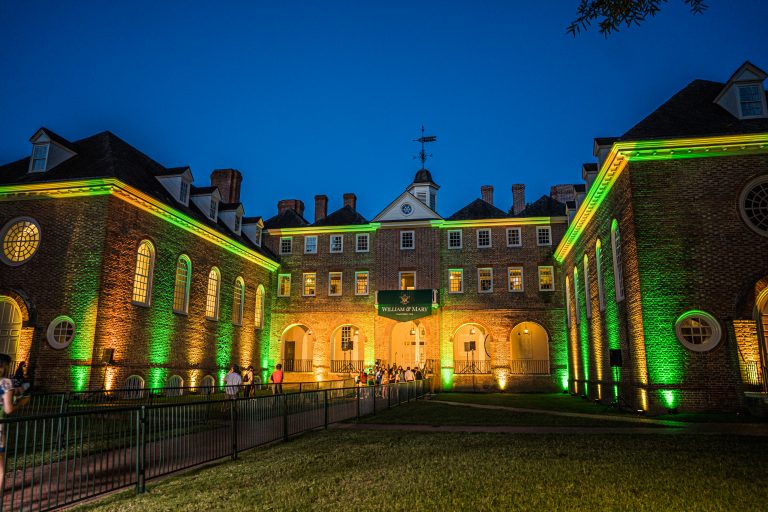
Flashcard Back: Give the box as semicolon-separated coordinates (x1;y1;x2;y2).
574;184;586;193
191;185;216;195
447;198;509;221
0;129;277;260
313;205;369;226
156;166;189;176
511;195;567;218
594;137;618;146
219;202;242;211
263;208;310;229
620;79;768;141
242;216;262;224
413;168;438;186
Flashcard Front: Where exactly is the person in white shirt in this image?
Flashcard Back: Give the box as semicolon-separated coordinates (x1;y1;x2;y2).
224;365;243;399
404;367;415;382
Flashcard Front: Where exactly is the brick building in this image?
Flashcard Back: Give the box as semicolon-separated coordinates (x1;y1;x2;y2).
0;61;767;412
556;61;768;412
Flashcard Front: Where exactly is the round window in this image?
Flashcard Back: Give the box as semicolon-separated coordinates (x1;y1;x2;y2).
400;203;413;216
46;316;76;349
740;176;768;236
674;311;721;352
1;217;40;266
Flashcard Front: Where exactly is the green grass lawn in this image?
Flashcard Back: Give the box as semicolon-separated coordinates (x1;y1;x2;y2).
73;429;768;512
354;400;666;428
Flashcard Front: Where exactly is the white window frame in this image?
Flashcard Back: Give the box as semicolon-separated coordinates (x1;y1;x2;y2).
596;241;606;312
30;143;49;172
330;234;344;254
205;267;221;321
508;267;524;293
328;272;343;296
674;310;723;352
46;315;76;350
179;180;189;204
448;269;464;294
131;240;155;307
536;226;552;246
280;237;293;255
304;235;318;254
233;277;245;326
738;84;766;118
355;233;370;253
583;255;592;319
399;271;416;290
476;228;492;249
172;255;191;315
538;266;554;292
254;285;265;329
277;273;291;297
209;199;218;220
355;271;369;295
400;230;415;250
302;272;316;297
611;220;625;302
477;268;493;294
506;227;522;247
447;230;462;249
573;268;581;324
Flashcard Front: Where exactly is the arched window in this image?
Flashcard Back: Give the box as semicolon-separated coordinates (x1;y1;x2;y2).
201;374;216;394
1;217;40;266
573;267;581;324
583;254;592;319
611;219;625;302
595;240;605;311
206;267;221;320
132;240;155;305
167;375;184;396
565;276;572;328
173;255;192;314
124;375;145;400
254;285;265;330
233;276;245;325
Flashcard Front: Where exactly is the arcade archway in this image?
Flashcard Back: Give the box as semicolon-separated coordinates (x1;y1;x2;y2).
509;321;550;375
329;325;366;373
279;324;314;373
452;323;491;374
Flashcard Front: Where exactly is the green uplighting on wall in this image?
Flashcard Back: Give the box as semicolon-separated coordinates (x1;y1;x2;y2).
660;389;679;409
560;370;569;391
70;366;90;392
148;367;168;391
441;368;453;390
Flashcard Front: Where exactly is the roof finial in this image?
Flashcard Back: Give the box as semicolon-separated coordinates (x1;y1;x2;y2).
413;125;437;169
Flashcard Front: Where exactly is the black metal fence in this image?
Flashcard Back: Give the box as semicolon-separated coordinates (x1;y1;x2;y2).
0;380;430;512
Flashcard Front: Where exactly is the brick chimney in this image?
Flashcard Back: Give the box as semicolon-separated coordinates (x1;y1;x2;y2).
315;195;328;222
210;169;242;203
343;193;357;211
277;199;305;217
512;184;526;215
480;185;493;205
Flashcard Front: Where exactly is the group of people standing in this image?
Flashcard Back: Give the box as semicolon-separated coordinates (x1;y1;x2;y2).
356;365;426;387
223;363;284;399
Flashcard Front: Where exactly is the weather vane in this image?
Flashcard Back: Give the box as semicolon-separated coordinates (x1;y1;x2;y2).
413;125;437;168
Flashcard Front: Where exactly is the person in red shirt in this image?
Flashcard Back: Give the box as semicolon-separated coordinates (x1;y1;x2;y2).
270;364;284;394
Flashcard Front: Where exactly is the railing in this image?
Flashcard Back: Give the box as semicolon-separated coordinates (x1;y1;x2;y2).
0;380;431;512
508;359;550;375
13;380;356;419
330;360;365;373
741;361;765;391
282;359;313;373
454;360;491;374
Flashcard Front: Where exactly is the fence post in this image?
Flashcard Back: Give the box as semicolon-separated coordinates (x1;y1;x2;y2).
283;393;289;441
356;386;360;420
136;406;147;494
373;385;376;416
230;399;238;460
324;389;329;428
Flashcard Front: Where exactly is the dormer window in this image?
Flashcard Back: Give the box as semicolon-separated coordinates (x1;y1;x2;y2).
209;199;218;220
31;144;49;172
234;215;241;233
255;226;262;246
180;181;189;204
739;85;764;117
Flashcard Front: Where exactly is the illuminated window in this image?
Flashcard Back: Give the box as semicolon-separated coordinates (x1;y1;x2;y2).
675;311;722;352
1;217;40;266
740;175;768;237
303;272;316;296
739;85;764;117
329;272;342;296
399;271;416;290
131;240;155;305
173;255;191;314
356;234;369;252
506;228;521;247
232;276;245;325
508;267;523;292
536;226;551;246
448;269;463;293
583;255;592;319
400;230;414;250
278;274;291;297
46;316;76;350
330;234;343;253
477;229;491;248
254;285;265;329
30;144;49;172
355;271;369;295
477;268;493;293
596;240;606;312
280;237;292;255
611;220;625;302
538;266;554;292
205;267;221;320
304;236;317;254
447;230;462;249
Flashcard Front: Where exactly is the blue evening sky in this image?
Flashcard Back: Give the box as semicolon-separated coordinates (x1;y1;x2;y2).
1;1;767;221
